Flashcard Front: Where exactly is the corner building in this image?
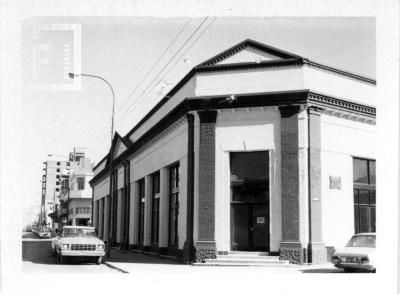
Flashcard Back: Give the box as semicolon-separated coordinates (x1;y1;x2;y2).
90;40;376;264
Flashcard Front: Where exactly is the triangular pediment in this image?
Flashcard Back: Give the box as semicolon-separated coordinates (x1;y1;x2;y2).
114;139;127;158
215;47;283;65
106;132;132;165
198;39;302;67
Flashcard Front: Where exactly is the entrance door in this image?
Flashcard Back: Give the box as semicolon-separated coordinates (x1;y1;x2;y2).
232;203;269;251
230;152;269;251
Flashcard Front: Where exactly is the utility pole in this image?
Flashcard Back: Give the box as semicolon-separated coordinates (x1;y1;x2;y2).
69;72;115;258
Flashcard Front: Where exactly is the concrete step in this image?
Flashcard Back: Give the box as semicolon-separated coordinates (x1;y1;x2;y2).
194;260;292;267
216;255;280;260
204;258;289;265
225;251;270;256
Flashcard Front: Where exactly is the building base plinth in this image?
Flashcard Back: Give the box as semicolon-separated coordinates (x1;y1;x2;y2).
279;242;305;264
307;242;327;264
182;240;194;264
194;241;216;263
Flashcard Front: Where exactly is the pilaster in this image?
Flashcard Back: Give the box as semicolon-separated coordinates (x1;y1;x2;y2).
195;110;217;262
183;113;195;263
143;175;152;248
307;106;327;264
159;167;169;249
278;105;305;264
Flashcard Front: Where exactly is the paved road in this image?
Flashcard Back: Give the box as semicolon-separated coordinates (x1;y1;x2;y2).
22;232;120;273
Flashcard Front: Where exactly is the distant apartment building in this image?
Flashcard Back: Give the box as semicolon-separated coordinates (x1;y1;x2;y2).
41;159;71;228
58;147;94;227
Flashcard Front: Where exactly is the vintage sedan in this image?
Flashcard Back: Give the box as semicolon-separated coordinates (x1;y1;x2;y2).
52;226;105;264
38;228;51;239
331;233;376;273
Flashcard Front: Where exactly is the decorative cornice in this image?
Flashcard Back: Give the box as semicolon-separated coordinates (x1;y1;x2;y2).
303;59;376;85
90;90;376;186
307;92;375;118
196;58;303;73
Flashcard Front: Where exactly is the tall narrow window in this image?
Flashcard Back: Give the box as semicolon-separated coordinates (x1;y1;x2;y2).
168;164;179;247
353;158;376;233
137;179;145;246
151;172;160;246
77;177;85;190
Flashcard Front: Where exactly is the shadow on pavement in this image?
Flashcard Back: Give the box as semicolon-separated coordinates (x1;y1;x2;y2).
105;249;181;265
301;268;345;273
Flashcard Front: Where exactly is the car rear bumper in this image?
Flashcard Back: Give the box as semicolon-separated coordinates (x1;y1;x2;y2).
333;262;375;272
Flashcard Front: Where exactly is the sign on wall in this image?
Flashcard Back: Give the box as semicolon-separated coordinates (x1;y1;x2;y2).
329;176;342;190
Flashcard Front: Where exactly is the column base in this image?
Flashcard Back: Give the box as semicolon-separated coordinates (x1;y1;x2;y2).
182;240;194;264
194;241;216;262
279;242;305;264
307;242;327;264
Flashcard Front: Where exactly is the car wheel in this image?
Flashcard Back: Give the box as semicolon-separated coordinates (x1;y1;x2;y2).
96;256;102;265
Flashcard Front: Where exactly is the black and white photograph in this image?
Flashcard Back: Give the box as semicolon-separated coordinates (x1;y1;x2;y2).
1;1;399;294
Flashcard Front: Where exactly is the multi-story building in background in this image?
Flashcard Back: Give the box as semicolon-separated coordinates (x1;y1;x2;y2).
41;147;93;229
41;159;71;229
58;147;94;227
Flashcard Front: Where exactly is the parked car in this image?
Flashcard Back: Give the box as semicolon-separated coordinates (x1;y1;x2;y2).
331;233;376;273
38;228;51;239
51;226;105;265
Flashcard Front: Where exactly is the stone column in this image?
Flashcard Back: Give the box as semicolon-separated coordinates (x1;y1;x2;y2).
103;195;109;241
195;110;218;262
116;189;123;244
307;106;327;263
279;105;304;264
98;199;104;239
158;167;169;253
93;200;98;234
143;175;152;250
183;113;195;263
129;180;138;247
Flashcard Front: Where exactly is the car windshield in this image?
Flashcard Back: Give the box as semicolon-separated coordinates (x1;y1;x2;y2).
40;229;50;232
346;235;375;248
62;228;97;238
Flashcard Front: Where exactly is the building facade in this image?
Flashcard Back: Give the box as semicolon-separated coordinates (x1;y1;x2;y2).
90;40;376;264
41;159;71;229
58;147;94;227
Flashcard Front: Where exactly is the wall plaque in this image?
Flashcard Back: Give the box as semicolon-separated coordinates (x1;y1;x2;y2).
329;176;342;190
256;217;265;224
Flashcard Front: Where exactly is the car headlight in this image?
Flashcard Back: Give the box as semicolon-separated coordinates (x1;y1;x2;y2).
97;244;105;249
360;256;369;264
62;244;69;249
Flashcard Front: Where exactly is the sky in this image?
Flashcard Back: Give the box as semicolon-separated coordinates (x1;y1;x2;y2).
20;17;375;224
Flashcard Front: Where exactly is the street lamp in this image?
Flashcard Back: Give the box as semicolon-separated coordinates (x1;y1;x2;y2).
69;72;115;258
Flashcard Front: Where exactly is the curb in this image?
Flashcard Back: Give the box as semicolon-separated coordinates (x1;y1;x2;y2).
104;262;129;273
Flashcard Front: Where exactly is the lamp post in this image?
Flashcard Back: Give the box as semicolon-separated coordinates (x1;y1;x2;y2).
69;72;115;258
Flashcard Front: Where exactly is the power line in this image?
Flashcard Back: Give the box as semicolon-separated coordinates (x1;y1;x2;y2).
116;17;217;128
114;18;192;117
115;17;210;123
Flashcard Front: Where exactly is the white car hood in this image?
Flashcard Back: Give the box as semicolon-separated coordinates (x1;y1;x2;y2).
334;247;375;256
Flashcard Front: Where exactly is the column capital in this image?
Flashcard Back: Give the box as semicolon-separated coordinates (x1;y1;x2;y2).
307;106;325;116
186;113;195;124
279;105;301;118
198;110;218;123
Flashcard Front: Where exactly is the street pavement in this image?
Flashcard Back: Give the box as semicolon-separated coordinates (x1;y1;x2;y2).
22;232;358;274
104;249;346;274
22;232;120;273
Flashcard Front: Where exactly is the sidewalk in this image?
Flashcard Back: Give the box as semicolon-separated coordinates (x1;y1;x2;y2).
103;249;342;274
